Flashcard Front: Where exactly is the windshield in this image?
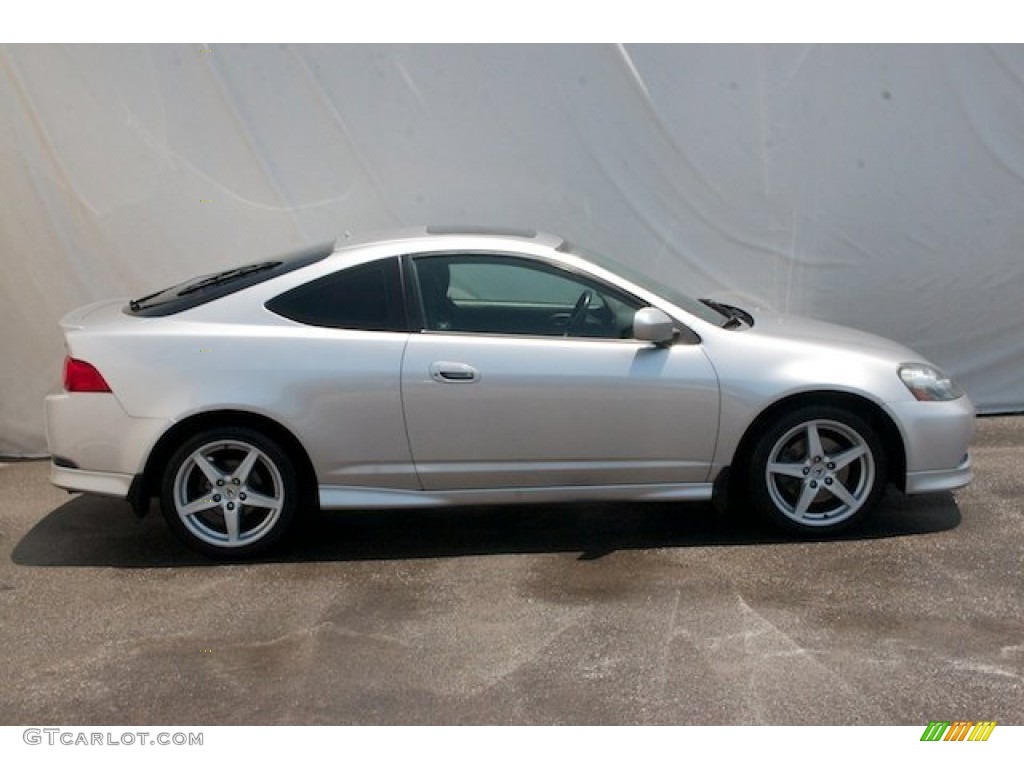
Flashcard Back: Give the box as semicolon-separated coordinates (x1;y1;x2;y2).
558;242;732;327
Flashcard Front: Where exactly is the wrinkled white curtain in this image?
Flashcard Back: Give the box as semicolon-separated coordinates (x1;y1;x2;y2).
1;44;1021;455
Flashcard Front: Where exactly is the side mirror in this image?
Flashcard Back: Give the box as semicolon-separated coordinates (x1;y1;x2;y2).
633;307;676;345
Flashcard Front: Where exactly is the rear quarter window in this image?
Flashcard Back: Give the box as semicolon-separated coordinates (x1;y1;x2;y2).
265;258;407;331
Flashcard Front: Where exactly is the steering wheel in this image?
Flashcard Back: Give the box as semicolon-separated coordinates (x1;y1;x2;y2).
564;290;593;336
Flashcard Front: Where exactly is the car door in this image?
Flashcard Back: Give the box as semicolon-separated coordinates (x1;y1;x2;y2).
400;253;721;491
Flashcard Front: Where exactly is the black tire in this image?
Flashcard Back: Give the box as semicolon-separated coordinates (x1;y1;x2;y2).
160;426;298;559
747;405;886;536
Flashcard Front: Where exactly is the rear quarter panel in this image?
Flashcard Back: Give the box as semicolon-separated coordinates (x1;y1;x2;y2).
71;314;416;490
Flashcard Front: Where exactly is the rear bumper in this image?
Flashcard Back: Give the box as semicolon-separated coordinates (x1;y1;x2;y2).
44;391;169;483
50;465;134;498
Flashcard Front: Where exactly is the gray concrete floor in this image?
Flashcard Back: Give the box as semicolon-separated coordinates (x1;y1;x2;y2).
1;417;1021;725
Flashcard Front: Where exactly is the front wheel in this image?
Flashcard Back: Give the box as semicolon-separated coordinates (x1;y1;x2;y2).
748;406;886;535
160;427;298;559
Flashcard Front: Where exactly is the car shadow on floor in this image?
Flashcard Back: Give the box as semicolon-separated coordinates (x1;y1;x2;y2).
11;488;962;568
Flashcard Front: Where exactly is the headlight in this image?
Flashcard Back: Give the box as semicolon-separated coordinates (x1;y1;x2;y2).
899;363;964;401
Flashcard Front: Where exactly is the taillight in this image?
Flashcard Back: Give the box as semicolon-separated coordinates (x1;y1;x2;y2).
63;357;112;393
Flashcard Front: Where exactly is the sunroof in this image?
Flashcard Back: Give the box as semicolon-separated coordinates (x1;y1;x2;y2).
426;224;538;238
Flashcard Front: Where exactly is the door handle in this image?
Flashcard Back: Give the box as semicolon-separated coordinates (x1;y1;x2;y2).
430;361;480;383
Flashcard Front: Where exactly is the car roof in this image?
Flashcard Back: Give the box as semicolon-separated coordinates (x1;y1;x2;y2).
330;225;565;255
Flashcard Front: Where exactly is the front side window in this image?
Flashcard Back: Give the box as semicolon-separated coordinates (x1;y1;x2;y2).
411;254;643;339
266;258;406;331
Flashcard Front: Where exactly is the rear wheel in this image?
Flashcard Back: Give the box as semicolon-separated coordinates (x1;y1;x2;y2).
748;406;886;535
160;426;298;559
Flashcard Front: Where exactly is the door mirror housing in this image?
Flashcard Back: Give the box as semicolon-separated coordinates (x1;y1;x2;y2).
633;307;676;345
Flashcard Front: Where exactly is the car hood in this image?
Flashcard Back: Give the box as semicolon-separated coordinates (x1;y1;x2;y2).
742;309;919;360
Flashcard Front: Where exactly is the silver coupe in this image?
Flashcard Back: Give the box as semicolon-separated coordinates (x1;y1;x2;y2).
45;226;975;558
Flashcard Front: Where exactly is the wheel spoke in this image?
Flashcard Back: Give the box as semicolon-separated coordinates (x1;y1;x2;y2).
827;480;859;509
224;505;241;543
805;423;824;460
234;448;260;485
193;452;224;485
179;497;219;518
831;445;866;471
244;490;280;510
768;461;807;479
793;482;819;517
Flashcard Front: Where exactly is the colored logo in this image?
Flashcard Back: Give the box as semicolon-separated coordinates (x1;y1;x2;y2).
921;721;996;741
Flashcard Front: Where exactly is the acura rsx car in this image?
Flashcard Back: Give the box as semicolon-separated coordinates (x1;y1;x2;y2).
45;226;975;558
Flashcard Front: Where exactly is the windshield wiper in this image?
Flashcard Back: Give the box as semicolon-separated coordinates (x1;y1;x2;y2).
128;289;164;312
176;262;278;296
700;298;752;329
701;298;741;328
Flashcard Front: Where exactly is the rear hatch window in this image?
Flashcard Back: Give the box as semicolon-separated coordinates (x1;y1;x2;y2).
125;240;334;317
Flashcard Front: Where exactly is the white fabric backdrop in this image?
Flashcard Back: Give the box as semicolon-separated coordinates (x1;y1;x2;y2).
1;44;1022;455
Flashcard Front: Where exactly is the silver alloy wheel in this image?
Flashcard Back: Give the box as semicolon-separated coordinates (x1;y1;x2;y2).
171;439;286;549
764;418;876;527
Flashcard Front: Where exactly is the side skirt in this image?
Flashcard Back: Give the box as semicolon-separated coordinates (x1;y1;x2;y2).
318;482;714;510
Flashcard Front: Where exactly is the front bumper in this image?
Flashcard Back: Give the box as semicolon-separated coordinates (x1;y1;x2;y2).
888;394;976;495
905;452;973;494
